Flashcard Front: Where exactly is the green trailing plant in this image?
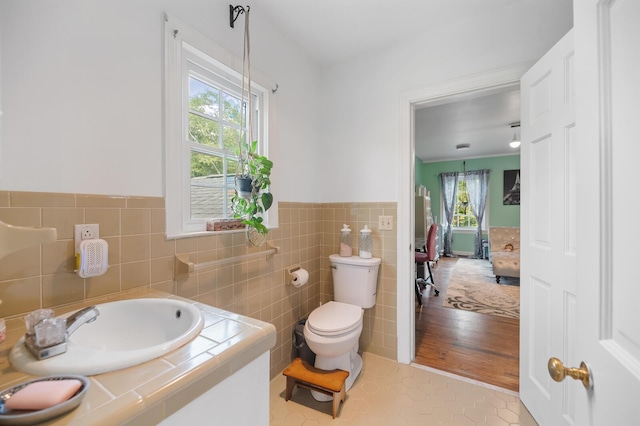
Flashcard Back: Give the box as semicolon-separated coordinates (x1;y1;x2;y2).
231;8;274;242
231;139;273;235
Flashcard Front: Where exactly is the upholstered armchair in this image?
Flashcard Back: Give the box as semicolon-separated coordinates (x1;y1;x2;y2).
489;227;520;283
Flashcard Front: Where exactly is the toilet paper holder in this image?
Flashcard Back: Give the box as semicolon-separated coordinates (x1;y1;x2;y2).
286;265;302;284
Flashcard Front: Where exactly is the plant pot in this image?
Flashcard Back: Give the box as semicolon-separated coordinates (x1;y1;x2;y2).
235;175;253;199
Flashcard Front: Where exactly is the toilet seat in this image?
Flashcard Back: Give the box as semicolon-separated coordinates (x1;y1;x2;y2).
307;301;363;337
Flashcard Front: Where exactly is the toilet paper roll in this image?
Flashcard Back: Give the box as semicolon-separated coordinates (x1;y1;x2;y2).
290;268;309;288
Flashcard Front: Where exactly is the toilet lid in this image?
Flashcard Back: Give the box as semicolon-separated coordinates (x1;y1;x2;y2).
307;301;363;336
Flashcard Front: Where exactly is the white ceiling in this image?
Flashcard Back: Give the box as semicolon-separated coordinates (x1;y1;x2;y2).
414;87;522;163
256;0;571;163
257;0;520;65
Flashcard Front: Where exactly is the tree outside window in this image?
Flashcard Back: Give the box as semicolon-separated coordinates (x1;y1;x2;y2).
452;178;479;228
187;76;253;220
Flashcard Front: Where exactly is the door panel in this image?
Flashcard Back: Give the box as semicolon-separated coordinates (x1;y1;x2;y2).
520;29;575;426
530;136;552;247
564;293;577;421
609;1;640;367
528;278;551;394
565;124;577;258
534;0;640;423
574;2;640;423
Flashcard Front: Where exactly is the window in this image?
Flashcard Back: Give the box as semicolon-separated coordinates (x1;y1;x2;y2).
164;15;270;237
451;174;487;229
187;70;253;220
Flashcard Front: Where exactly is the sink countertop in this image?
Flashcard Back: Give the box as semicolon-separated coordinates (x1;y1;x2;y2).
0;289;277;425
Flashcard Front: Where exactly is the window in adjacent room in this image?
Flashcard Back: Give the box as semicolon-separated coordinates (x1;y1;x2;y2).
451;173;487;229
164;15;270;237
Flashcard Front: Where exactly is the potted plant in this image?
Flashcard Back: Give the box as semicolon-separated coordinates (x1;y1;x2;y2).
231;139;273;238
230;7;273;245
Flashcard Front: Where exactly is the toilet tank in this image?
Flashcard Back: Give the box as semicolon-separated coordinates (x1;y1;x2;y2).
329;254;381;309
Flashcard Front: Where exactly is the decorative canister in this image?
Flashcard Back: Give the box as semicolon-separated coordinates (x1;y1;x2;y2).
359;225;373;259
340;224;352;257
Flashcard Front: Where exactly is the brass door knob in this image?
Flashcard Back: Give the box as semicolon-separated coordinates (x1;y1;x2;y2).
548;357;593;390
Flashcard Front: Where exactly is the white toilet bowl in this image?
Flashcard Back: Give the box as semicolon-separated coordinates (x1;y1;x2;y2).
303;301;364;401
302;254;380;402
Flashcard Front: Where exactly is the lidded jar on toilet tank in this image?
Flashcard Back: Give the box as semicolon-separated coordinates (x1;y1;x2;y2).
358;225;372;259
339;224;352;257
329;254;381;308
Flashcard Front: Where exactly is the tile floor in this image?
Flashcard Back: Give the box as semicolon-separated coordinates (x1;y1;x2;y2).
270;353;538;425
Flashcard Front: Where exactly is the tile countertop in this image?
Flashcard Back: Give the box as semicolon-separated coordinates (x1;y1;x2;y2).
0;289;277;425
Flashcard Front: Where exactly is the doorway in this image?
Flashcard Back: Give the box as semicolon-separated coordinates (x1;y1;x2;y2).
396;64;529;382
412;85;521;391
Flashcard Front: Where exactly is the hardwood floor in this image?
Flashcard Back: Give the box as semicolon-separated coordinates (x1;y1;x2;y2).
414;257;520;392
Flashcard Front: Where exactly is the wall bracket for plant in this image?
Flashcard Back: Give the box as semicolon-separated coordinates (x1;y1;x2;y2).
229;4;250;28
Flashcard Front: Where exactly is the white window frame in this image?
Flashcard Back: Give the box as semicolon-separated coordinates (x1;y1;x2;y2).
164;14;271;238
445;172;488;232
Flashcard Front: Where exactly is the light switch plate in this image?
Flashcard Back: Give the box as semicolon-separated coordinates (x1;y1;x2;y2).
378;215;393;230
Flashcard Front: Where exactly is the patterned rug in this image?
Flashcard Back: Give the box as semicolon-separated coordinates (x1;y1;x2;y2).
442;258;520;319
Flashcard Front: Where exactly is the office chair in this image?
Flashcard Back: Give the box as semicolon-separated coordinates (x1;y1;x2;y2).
415;223;439;306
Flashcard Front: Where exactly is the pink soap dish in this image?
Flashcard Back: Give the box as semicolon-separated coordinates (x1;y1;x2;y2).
0;375;89;425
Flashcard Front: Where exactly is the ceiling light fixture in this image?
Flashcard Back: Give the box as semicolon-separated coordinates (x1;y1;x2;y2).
509;122;521;148
456;143;471;150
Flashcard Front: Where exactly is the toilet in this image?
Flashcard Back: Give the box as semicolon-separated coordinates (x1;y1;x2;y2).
304;254;381;401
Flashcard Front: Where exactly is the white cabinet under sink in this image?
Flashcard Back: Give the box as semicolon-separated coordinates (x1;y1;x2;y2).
159;352;270;425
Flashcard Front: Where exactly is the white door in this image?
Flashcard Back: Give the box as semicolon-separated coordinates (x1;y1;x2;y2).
574;0;640;424
522;1;640;425
520;29;578;426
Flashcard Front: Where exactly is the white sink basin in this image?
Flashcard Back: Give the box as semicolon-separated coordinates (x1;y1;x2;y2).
9;298;204;376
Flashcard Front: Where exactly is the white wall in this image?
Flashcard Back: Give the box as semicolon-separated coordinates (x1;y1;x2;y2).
1;1;572;204
317;2;573;202
0;0;322;203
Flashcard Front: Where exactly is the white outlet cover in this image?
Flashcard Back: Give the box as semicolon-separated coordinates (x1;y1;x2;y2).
378;215;393;230
74;224;100;252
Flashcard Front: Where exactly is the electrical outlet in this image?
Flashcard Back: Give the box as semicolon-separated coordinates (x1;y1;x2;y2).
74;224;100;243
378;215;393;231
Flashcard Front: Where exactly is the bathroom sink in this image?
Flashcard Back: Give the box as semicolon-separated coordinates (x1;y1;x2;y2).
9;298;204;376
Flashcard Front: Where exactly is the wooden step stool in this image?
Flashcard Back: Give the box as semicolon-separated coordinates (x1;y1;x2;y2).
283;357;350;419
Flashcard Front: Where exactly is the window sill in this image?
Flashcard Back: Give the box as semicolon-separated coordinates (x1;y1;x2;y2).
166;229;242;240
451;228;483;235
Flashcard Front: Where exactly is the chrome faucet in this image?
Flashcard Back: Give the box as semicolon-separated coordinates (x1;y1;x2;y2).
24;306;99;360
65;306;100;337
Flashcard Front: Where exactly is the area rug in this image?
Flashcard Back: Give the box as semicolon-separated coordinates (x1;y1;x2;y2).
442;258;520;319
